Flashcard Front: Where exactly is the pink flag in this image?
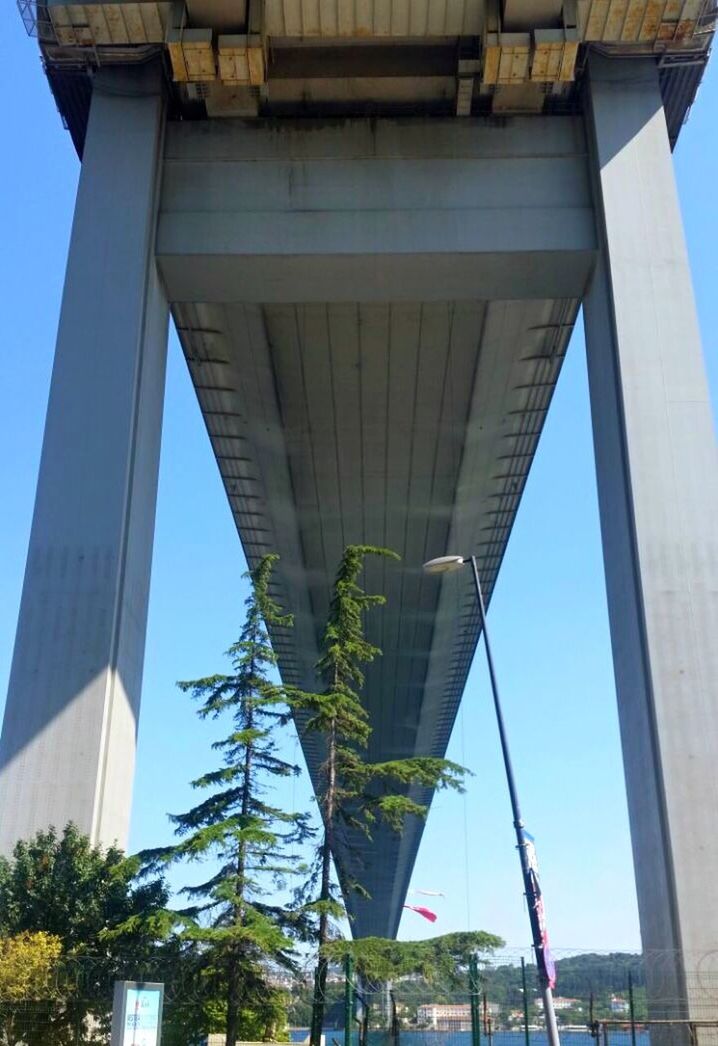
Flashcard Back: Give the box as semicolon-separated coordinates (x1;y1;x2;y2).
403;904;437;923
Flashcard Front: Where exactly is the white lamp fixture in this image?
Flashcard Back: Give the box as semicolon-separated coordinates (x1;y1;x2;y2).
422;555;465;574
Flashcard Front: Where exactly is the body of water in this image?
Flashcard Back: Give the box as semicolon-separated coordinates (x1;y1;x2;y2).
290;1029;650;1046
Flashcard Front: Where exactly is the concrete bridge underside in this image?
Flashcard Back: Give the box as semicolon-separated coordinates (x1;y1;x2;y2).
157;113;591;934
2;51;718;1034
174;294;581;933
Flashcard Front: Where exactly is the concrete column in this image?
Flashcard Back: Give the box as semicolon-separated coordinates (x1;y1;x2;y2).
0;64;168;854
584;55;718;1030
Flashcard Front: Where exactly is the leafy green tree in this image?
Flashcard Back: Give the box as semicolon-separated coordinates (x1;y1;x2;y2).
140;554;312;1046
0;824;169;1044
0;931;63;1002
158;940;291;1046
0;823;168;955
0;931;63;1046
291;545;467;1046
287;934;504;1034
323;932;504;984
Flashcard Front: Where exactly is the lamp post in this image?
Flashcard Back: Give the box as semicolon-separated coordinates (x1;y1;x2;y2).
423;554;561;1046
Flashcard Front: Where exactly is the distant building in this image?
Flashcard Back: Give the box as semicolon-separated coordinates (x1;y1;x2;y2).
537;997;582;1012
418;1003;471;1029
611;996;630;1015
417;1002;497;1030
266;970;294;988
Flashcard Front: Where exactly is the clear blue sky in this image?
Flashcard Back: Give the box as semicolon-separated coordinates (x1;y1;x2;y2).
1;7;716;955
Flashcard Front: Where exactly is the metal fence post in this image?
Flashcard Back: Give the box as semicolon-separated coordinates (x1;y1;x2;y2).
521;957;530;1046
390;989;399;1046
361;1001;371;1046
628;970;636;1046
469;953;481;1046
483;991;493;1045
344;954;354;1046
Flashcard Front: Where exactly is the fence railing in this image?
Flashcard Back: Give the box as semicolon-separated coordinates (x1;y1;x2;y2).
302;951;718;1046
3;949;718;1044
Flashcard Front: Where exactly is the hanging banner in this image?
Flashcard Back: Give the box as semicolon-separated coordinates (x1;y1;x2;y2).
110;981;164;1046
523;831;556;989
402;904;438;923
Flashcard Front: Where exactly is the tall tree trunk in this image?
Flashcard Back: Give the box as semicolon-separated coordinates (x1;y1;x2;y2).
226;680;256;1046
226;960;242;1046
310;721;337;1046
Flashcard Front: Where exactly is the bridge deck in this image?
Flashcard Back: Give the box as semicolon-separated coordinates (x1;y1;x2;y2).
173;296;580;934
157;115;590;934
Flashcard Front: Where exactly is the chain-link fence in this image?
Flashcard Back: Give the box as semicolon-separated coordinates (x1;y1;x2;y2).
288;952;718;1046
3;950;718;1044
0;950;219;1046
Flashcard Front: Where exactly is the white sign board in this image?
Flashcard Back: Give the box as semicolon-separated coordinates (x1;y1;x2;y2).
111;981;164;1046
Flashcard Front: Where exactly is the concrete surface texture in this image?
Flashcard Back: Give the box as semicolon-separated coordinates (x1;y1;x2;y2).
584;55;718;1029
0;68;168;853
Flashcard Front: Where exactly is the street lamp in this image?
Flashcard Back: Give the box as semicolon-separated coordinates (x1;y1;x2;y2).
423;554;561;1046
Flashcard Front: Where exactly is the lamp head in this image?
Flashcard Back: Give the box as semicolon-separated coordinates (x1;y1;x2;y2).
423;555;466;575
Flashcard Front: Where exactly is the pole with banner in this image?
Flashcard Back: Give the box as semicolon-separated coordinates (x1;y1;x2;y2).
110;981;164;1046
521;830;559;1043
466;555;561;1046
422;553;561;1046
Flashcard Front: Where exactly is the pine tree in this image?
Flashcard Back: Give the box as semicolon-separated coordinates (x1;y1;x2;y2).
292;545;466;1046
141;554;312;1046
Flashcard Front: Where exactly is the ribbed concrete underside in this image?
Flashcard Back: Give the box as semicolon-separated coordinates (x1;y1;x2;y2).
173;295;578;935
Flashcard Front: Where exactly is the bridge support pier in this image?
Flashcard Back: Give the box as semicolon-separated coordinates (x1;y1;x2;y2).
0;66;168;854
584;56;718;1031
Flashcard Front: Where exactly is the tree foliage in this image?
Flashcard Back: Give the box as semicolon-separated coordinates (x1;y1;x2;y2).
0;824;168;959
0;825;169;1045
157;941;292;1046
323;931;505;983
0;932;62;1002
291;545;467;1045
462;952;645;1025
138;554;310;1045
